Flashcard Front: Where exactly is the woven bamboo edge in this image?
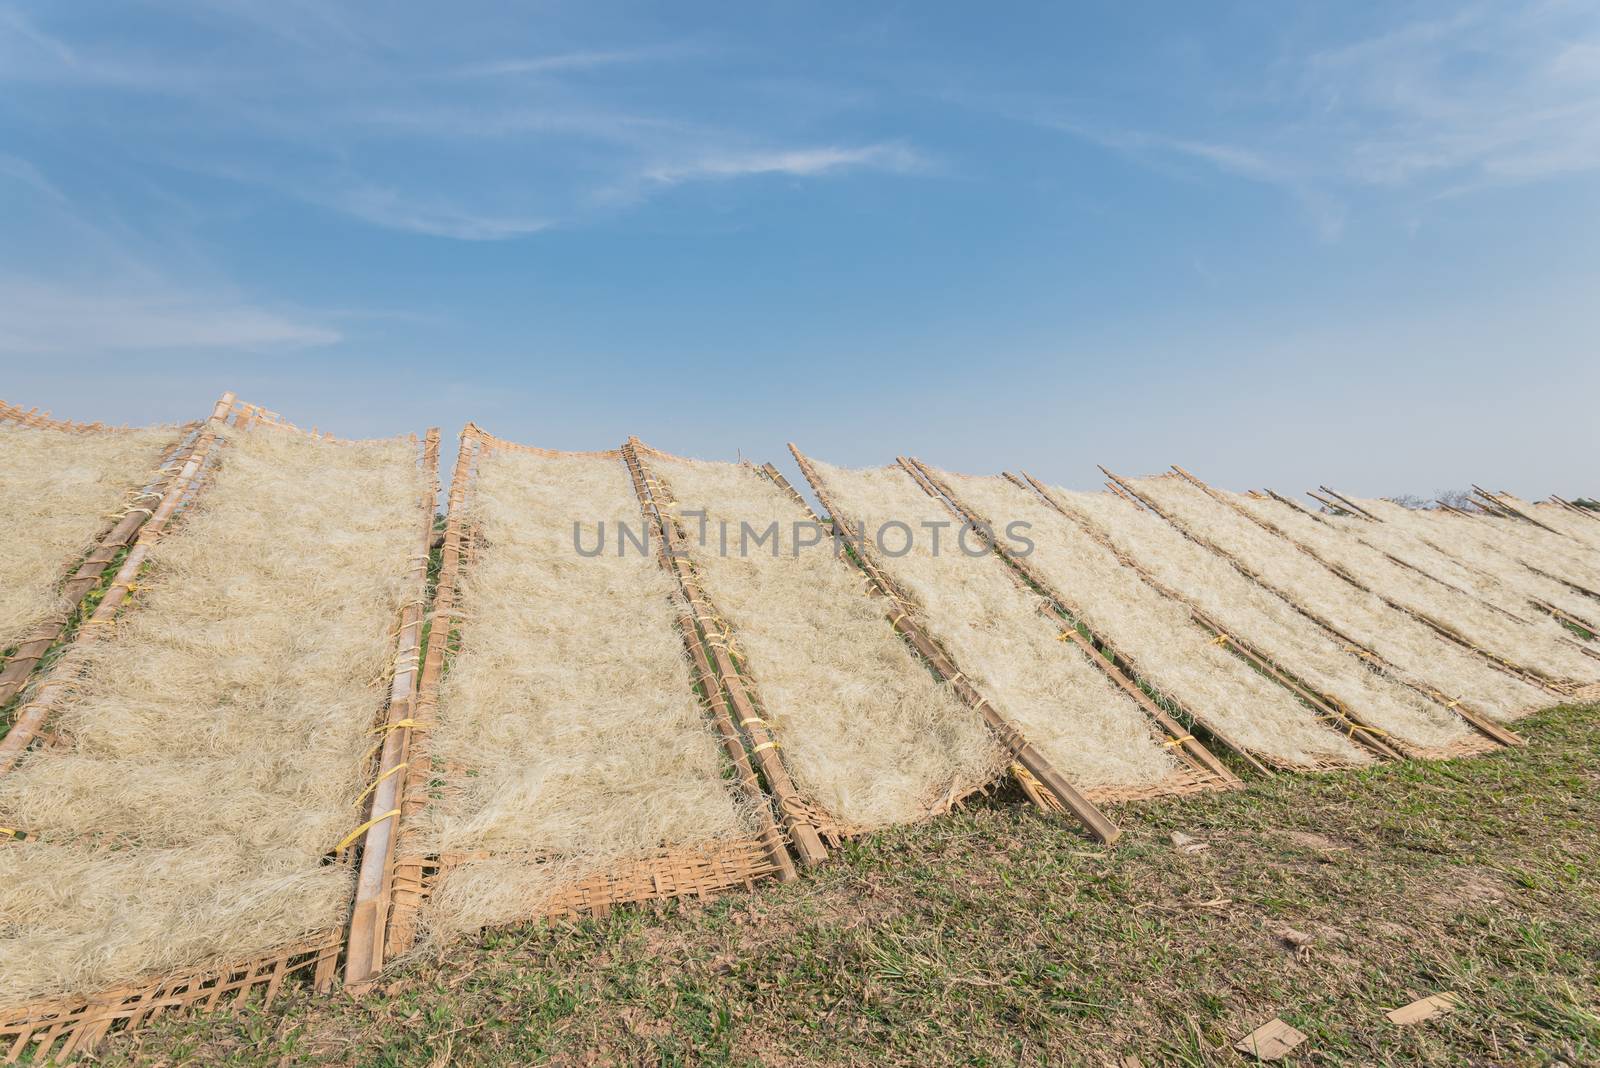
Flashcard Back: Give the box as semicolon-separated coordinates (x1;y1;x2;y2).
0;402;437;1060
380;427;796;966
1100;468;1527;752
395;837;786;935
619;444;810;866
0;419;203;711
0;931;341;1064
0;399;133;433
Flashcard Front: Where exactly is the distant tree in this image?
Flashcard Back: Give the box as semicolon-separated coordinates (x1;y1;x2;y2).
1386;494;1431;510
1436;489;1477;510
1572;498;1600;511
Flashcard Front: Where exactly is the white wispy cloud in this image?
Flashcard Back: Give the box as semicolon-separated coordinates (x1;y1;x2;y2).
0;277;339;353
449;49;659;79
642;143;925;185
321;185;552;240
1014;3;1600;236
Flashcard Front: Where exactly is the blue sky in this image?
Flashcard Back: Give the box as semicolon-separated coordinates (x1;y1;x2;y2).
2;1;1597;499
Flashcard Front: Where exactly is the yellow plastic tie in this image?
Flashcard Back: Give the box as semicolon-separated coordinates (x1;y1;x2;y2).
1162;734;1194;748
1055;631;1072;641
751;740;780;755
333;809;401;853
356;762;409;804
1210;633;1230;646
739;716;765;728
372;718;429;734
889;613;908;627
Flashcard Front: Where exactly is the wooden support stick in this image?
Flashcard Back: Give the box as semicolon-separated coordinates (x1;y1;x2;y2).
790;444;1121;845
622;441;828;866
343;429;440;987
1473;485;1561;534
1319;486;1383;521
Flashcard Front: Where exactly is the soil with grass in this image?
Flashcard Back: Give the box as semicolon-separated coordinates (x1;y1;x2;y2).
106;702;1600;1066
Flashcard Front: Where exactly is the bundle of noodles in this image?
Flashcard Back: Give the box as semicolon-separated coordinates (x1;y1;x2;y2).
1052;487;1474;754
804;459;1181;793
0;424;179;647
1127;475;1550;720
0;425;426;1008
647;455;1004;831
414;447;759;936
930;469;1367;769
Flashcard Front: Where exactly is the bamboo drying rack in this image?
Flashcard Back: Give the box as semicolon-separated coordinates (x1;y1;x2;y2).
368;426;792;979
1;399;438;1062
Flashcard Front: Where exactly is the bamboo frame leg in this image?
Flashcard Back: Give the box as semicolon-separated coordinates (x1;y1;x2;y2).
621;440;828;867
343;429;441;987
788;443;1121;845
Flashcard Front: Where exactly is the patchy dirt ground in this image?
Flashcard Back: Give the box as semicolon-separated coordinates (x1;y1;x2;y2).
105;703;1600;1066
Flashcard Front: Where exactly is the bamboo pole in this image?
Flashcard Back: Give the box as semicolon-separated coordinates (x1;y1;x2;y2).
0;428;200;709
789;444;1121;844
899;458;1255;778
622;440;828;866
0;392;235;772
620;447;798;880
1013;471;1406;762
382;426;479;961
1473;486;1561;534
343;429;440;987
1318;486;1382;521
1098;466;1524;748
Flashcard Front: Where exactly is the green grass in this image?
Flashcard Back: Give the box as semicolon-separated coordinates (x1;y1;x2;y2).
106;703;1600;1066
